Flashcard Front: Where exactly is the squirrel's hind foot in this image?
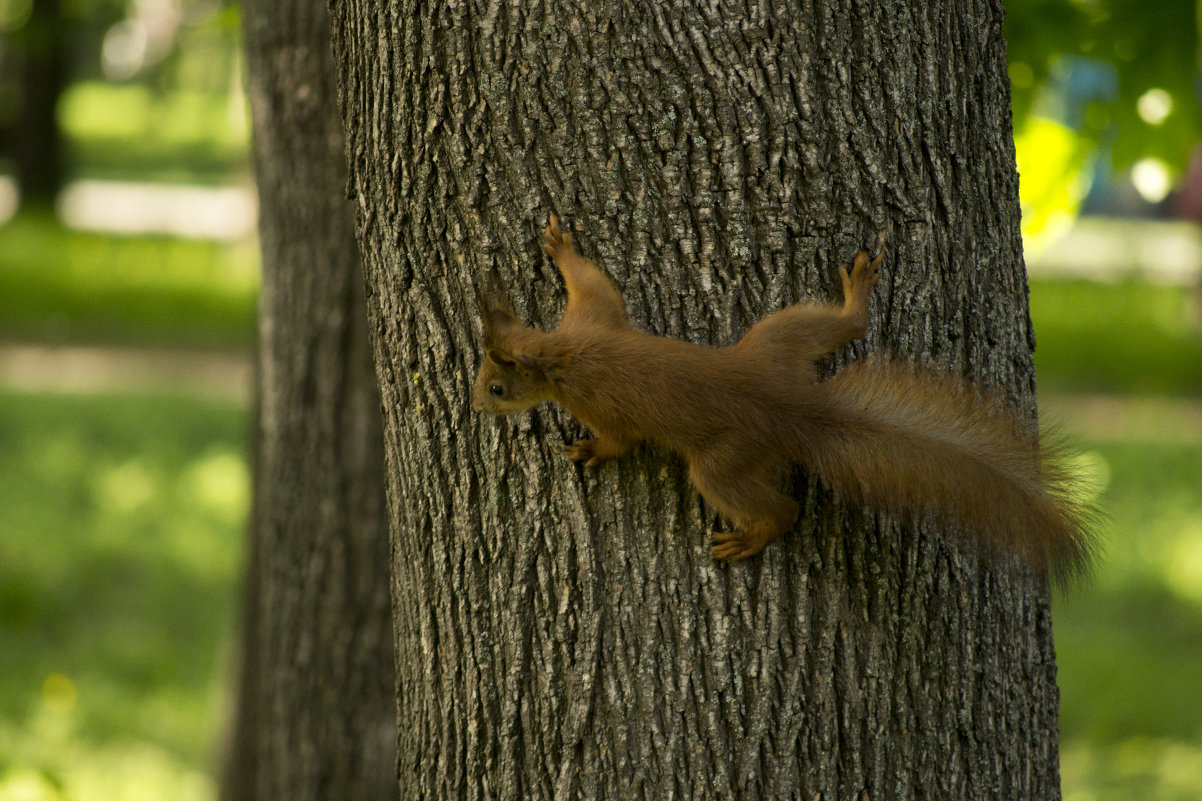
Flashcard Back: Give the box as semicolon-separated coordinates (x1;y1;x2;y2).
543;214;576;259
712;529;774;562
565;439;602;467
839;249;884;303
565;437;628;468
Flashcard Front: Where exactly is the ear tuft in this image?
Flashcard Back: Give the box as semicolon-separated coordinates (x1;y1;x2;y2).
478;271;518;345
486;347;549;381
486;346;517;369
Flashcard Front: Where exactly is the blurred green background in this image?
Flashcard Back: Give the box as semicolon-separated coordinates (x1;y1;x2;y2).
1;2;1200;800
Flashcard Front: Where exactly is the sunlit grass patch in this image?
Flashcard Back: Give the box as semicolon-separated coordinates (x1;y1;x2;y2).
1030;279;1202;396
0;212;257;349
59;82;249;186
0;706;216;801
1061;737;1202;801
0;390;248;798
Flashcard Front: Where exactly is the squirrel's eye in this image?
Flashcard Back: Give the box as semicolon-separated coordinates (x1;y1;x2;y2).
489;384;504;397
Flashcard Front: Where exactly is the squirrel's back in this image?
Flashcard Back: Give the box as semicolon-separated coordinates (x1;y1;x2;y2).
550;328;827;456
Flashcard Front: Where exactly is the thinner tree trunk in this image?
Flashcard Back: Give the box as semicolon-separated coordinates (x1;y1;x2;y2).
328;1;1060;798
222;2;397;799
13;0;65;206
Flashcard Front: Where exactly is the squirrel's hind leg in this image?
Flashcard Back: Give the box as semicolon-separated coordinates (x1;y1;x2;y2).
732;250;883;369
689;457;799;561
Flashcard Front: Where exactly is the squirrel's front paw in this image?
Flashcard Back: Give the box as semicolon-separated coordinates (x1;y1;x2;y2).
711;530;768;562
565;439;602;467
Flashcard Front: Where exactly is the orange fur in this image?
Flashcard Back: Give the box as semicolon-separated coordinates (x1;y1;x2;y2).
472;216;1094;579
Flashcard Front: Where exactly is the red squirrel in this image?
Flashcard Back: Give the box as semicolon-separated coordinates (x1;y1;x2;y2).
473;216;1093;576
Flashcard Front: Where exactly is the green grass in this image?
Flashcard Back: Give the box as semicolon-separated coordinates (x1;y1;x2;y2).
1055;435;1202;801
1027;275;1202;799
0;212;258;350
1030;279;1202;396
0;391;248;800
59;82;250;186
1030;276;1202;801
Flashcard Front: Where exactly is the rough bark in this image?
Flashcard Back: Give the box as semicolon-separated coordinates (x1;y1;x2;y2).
222;2;397;799
328;1;1060;799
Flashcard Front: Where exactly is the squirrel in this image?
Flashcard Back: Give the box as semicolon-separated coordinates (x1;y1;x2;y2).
472;215;1094;578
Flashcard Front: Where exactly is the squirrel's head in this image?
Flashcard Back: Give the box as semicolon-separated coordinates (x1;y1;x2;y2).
472;346;552;414
472;275;553;414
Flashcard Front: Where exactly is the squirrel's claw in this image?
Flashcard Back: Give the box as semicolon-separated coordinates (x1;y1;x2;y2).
711;530;766;562
543;214;560;256
850;250;883;288
842;249;883;306
565;440;599;467
544;214;575;258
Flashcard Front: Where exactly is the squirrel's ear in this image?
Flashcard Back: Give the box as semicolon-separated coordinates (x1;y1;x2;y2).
478;272;518;345
486;346;550;382
485;345;518;369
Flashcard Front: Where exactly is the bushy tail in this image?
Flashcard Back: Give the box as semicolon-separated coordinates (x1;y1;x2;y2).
803;360;1097;582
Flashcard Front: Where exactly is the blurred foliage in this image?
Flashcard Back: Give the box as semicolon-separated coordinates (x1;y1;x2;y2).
1006;0;1200;171
0;390;247;800
0;211;257;349
1013;116;1095;243
1005;1;1199;244
0;0;247;189
0;0;241;89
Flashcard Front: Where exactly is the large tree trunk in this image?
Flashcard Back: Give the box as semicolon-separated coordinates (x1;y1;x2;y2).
222;2;397;799
328;1;1061;798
